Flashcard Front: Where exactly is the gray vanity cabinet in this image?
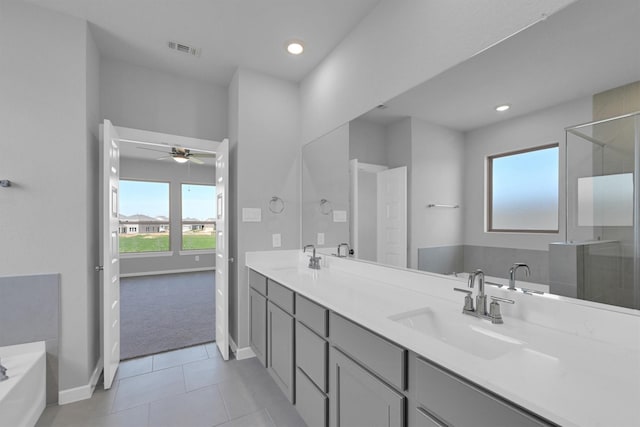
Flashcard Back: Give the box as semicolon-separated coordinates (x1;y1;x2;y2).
248;268;556;427
249;288;267;366
249;270;268;367
329;347;405;427
295;294;329;427
267;300;295;403
410;355;555;427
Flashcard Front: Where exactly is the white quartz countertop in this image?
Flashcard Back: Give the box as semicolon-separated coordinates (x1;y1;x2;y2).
246;250;640;427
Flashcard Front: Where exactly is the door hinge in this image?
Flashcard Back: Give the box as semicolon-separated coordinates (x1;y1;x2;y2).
95;265;104;272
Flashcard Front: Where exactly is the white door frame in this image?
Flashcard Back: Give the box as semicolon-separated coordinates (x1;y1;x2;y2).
100;125;230;365
350;160;388;262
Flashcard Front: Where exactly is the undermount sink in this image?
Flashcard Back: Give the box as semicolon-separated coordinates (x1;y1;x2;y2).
389;307;524;360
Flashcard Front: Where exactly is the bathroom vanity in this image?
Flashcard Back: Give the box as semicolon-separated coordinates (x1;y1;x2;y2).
246;250;640;427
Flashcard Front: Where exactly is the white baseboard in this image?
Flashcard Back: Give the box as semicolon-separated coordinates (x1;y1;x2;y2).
120;267;215;278
230;336;255;360
58;357;103;405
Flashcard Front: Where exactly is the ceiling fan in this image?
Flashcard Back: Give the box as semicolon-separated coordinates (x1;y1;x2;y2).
136;145;215;164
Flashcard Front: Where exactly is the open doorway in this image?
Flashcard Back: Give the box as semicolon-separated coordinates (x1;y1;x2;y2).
100;123;227;374
118;138;216;360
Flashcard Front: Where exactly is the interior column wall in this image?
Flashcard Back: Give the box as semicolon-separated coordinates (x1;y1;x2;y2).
231;68;300;350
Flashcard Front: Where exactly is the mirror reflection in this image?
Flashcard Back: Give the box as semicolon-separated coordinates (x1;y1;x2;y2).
301;0;640;309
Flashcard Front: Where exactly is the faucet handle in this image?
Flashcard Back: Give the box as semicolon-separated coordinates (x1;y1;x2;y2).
454;288;474;313
490;296;515;304
489;296;514;325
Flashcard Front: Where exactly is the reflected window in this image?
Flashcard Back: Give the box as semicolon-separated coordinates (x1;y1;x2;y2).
488;144;559;232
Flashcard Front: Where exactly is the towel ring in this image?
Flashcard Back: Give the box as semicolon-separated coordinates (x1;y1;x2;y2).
320;198;333;215
268;196;285;214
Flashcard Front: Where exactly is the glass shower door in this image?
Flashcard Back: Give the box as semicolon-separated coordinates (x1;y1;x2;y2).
564;112;639;309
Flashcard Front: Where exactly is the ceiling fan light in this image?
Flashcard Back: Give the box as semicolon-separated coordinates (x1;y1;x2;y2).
173;156;189;164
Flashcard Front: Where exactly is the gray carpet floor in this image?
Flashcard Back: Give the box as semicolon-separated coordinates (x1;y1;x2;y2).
120;271;215;360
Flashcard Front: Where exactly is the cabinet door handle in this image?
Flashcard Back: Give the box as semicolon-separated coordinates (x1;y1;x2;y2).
416;406;449;427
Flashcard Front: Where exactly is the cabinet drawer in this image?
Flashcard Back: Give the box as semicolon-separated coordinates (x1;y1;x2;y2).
330;312;406;390
296;322;328;392
249;269;267;296
267;279;294;314
296;368;328;427
414;356;553;427
330;348;405;427
250;289;267;367
296;294;328;337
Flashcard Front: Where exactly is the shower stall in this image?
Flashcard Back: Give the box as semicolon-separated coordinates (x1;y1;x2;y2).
552;111;639;309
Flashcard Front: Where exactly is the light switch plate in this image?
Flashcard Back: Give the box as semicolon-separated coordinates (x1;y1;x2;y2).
242;208;262;222
333;210;347;222
272;233;281;248
317;232;325;245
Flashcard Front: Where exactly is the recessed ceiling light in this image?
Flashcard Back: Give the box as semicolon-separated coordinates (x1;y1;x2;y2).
286;41;304;55
495;104;511;112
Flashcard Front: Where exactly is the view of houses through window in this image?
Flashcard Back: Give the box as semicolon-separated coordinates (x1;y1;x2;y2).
119;180;171;253
118;180;216;253
181;183;216;250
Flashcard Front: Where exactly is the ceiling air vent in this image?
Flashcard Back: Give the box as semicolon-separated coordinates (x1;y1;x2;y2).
168;41;201;57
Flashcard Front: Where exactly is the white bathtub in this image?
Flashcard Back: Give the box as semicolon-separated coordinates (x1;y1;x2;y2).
0;341;46;427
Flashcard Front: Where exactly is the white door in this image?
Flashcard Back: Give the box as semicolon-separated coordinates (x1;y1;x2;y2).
215;139;230;360
377;166;407;268
100;120;121;389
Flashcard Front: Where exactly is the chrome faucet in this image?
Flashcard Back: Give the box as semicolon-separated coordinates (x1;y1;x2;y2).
468;269;487;316
508;263;531;290
0;357;8;381
303;244;322;270
336;243;351;258
454;269;515;324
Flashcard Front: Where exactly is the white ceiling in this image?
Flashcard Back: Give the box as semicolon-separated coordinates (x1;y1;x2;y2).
25;0;382;86
362;0;640;131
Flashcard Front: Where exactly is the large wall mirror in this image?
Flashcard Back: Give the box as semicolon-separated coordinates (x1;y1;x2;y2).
302;0;640;310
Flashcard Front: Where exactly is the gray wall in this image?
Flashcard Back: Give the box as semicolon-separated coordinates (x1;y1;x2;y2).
119;157;216;276
0;0;100;393
230;68;300;350
302;124;350;249
410;118;465;270
100;57;228;141
0;274;60;404
349;118;388;165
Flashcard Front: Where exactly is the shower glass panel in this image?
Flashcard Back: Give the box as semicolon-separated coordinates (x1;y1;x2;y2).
565;112;639;309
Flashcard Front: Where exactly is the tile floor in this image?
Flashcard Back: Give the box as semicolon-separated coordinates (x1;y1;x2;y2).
36;343;307;427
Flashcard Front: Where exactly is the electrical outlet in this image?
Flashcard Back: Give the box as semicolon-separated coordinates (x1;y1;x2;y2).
272;233;282;248
317;232;325;245
195;255;200;262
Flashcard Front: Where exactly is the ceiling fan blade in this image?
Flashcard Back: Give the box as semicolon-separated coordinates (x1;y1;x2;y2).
191;153;216;158
137;146;169;154
189;156;204;164
156;156;171;160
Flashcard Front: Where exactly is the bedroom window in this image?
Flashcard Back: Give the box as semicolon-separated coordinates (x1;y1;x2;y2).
181;184;216;250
